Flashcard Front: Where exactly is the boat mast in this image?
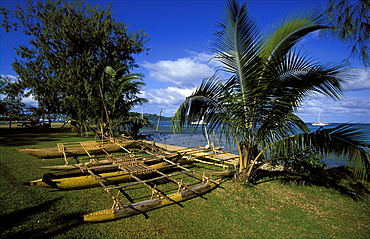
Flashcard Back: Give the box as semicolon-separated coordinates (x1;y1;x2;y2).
154;109;162;145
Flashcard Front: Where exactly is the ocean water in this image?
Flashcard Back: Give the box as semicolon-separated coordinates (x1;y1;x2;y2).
140;121;370;168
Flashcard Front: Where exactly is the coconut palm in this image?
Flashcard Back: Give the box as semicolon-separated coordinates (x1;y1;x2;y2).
76;66;151;137
172;0;369;181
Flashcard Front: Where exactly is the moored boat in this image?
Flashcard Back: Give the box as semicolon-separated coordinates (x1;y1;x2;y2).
311;122;330;126
311;112;330;126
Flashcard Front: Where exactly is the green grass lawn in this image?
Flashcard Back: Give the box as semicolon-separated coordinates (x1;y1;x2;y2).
1;125;369;238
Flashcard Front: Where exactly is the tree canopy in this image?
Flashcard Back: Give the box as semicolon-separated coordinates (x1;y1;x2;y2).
1;0;149;133
0;76;26;120
323;0;369;66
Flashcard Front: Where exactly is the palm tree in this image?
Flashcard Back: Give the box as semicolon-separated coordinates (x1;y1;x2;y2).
172;0;369;181
77;66;151;137
98;66;151;138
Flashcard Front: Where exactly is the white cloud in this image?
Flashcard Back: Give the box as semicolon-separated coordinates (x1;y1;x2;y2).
141;54;215;89
1;74;19;83
341;68;370;91
1;74;38;106
22;90;38;107
297;95;370;123
138;86;195;116
142;87;194;105
185;50;220;68
138;52;220;116
138;53;370;121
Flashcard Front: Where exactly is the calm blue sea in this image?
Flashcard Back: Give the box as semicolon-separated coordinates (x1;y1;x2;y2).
140;121;370;168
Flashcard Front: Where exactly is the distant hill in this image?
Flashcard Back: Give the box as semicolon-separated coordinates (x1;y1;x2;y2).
143;113;172;121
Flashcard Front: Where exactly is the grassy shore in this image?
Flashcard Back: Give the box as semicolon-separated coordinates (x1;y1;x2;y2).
1;124;369;238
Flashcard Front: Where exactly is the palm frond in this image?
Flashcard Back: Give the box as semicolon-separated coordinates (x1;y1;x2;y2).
271;124;370;180
211;0;262;87
259;50;346;120
256;113;309;146
262;10;328;60
172;75;226;134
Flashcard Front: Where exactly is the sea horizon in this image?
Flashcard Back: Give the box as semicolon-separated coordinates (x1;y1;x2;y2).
140;121;370;168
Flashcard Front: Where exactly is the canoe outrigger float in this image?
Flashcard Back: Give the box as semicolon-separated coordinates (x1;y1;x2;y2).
84;180;219;222
81;155;221;222
18;138;139;160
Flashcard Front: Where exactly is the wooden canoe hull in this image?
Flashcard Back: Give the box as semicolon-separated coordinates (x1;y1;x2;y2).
25;161;170;190
209;170;236;178
83;181;219;222
18;140;139;158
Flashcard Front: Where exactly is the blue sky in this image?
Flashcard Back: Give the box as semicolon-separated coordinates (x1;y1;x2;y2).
1;0;369;123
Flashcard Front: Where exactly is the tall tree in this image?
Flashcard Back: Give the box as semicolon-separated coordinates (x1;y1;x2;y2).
84;66;151;138
1;0;149;126
323;0;369;66
172;0;369;181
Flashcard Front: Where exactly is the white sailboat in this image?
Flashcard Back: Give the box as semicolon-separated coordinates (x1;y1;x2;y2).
190;119;208;125
311;112;330;126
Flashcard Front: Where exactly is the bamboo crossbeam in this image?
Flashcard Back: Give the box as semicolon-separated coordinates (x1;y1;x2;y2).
85;168;107;189
177;148;208;155
58;140;106;146
106;154;159;163
78;158;159;171
178;146;237;159
86;167;124;208
152;168;199;194
201;155;238;165
178;147;238;166
105;170;191;190
78;155;107;161
80;142;94;157
177;146;222;155
57;143;69;164
187;157;230;167
162;158;220;184
119;161;178;203
177;147;238;164
79;141;110;156
80;142;101;151
97;164;174;180
110;139;132;154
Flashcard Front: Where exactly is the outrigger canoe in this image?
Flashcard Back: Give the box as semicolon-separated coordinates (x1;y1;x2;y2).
84;181;219;222
18;138;139;158
25;149;224;222
25;153;182;190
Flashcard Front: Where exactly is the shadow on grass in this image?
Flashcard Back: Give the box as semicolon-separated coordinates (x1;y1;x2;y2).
0;127;76;147
253;166;370;201
0;198;85;239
